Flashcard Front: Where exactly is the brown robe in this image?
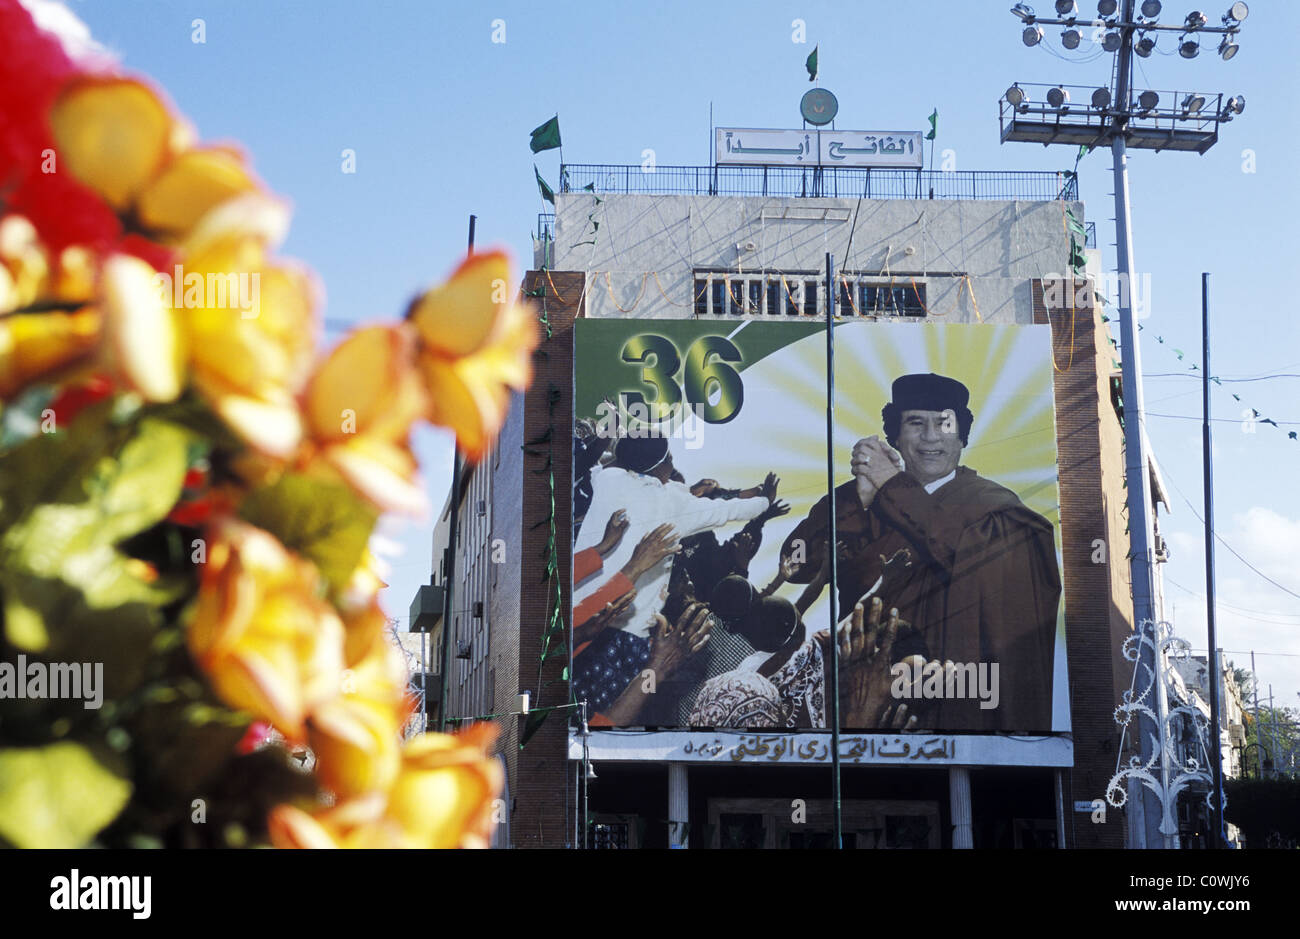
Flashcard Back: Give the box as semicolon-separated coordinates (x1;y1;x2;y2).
781;467;1061;732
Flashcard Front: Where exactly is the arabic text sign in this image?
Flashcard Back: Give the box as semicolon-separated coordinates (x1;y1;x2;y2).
715;128;924;168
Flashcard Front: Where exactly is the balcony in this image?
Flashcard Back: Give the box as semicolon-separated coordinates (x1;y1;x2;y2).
559;164;1078;201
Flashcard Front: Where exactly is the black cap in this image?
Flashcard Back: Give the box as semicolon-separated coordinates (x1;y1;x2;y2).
889;373;970;413
614;435;670;474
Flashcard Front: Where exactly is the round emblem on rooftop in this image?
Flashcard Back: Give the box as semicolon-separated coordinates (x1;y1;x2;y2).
800;88;838;126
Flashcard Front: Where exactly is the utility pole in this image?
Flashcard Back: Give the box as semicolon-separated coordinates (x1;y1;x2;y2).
1201;273;1225;847
1001;0;1248;850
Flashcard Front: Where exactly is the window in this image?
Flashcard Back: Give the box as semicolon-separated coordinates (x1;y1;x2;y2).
691;271;926;318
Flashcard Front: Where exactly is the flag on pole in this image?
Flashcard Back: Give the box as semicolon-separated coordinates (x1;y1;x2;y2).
1077;144;1090;161
806;46;818;82
529;116;562;153
925;109;938;140
534;165;554;205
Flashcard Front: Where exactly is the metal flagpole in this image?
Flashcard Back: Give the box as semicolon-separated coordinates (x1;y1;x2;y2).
1201;272;1226;847
825;251;843;849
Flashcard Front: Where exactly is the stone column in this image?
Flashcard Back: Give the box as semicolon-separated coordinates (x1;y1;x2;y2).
949;767;973;849
668;763;689;849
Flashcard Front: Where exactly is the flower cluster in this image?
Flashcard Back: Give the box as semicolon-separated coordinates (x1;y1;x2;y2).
0;0;531;849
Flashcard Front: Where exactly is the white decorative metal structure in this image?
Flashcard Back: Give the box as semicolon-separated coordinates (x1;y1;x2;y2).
1107;619;1221;843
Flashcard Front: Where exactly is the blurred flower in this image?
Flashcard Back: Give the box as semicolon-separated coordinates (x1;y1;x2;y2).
306;600;412;798
47;76;258;245
385;722;503;848
100;216;318;457
300;324;428;515
187;518;346;740
268;722;502;849
408;251;537;459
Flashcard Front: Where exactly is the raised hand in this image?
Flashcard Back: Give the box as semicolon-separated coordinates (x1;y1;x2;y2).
838;596;907;728
574;589;637;645
689;478;719;497
621;523;680;582
595;509;629;557
646;602;713;681
760;472;780;503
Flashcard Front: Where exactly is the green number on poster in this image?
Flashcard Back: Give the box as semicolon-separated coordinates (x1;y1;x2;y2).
684;335;744;423
620;334;681;420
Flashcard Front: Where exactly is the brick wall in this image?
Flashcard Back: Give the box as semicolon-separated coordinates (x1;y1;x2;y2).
509;270;586;848
1037;278;1132;848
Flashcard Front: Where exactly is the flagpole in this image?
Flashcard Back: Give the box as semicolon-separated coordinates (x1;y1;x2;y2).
825;251;843;850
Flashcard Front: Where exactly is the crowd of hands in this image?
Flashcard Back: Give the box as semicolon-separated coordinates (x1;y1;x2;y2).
579;463;953;730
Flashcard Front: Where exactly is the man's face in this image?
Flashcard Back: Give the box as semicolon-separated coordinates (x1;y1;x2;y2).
896;409;962;485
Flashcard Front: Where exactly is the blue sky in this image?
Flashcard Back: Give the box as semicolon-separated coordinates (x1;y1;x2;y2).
65;0;1300;711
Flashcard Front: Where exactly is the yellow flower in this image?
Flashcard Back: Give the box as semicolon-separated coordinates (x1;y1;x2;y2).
385;722;503;849
100;219;317;458
268;793;405;849
408;251;537;459
48;77;257;242
301;324;428;515
268;723;503;849
306;600;413;798
187;518;345;740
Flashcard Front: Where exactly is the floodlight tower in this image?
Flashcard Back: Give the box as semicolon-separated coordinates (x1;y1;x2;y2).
1000;1;1248;849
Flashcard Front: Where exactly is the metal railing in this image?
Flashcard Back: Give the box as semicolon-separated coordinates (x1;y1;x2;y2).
537;212;554;241
1085;220;1097;249
559;164;1078;201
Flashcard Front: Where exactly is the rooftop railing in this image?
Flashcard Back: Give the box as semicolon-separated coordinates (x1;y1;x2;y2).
558;164;1079;201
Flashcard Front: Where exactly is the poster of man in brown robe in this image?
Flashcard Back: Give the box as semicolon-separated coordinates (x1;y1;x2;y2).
780;373;1062;733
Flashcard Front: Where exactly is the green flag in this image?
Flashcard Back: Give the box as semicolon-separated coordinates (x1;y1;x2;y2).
806;46;818;82
925;109;938;141
534;165;554;205
529;116;561;153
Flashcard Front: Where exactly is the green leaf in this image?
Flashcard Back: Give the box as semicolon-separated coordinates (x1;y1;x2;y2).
239;472;378;594
0;742;131;848
0;415;191;655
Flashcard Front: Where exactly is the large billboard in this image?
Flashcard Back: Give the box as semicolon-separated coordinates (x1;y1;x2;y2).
571;320;1069;735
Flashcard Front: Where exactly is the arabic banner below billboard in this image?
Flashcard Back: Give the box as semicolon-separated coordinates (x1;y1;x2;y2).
571;320;1069;735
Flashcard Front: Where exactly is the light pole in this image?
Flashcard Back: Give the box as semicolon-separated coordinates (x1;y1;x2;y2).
1000;0;1248;849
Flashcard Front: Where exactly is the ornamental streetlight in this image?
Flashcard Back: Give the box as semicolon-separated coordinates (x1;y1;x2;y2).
999;0;1247;850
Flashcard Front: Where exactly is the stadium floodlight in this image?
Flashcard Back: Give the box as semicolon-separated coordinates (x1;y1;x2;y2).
1010;2;1036;21
1006;85;1027;107
1225;94;1245;114
1179;36;1200;57
1102;30;1122;51
1098;0;1118;15
1062;28;1082;48
1024;25;1045;45
1185;10;1208;28
1138;89;1160;111
1224;1;1248;22
1046;86;1071;109
1055;0;1078;15
1181;93;1207;114
1092;87;1112;109
1141;0;1162;17
1135;34;1156;56
1218;36;1239;60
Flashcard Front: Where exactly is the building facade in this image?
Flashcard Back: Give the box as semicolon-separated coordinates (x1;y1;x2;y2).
412;161;1168;848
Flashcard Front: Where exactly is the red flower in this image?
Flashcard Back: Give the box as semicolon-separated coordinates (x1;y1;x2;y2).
46;373;113;424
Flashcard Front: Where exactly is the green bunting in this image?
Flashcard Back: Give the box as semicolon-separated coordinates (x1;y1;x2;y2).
529;116;561;153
